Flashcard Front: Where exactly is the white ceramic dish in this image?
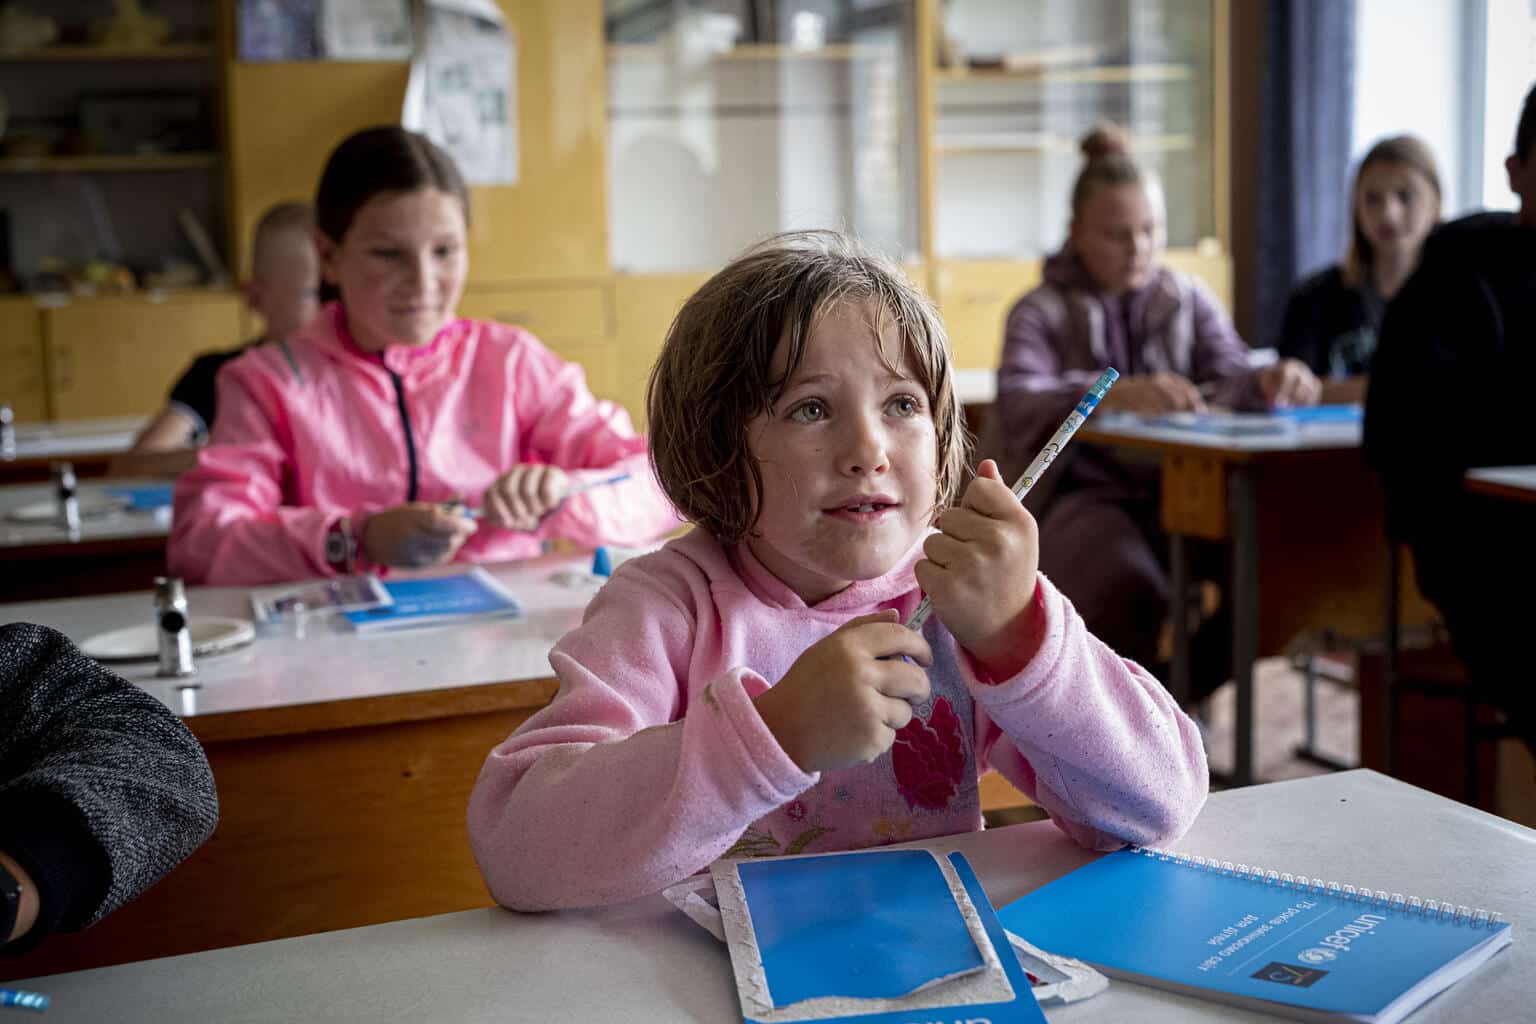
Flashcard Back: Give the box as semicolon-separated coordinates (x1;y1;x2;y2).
7;495;130;523
80;616;257;663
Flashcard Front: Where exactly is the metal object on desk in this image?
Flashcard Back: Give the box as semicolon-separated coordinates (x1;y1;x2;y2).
153;576;195;678
52;459;80;535
0;402;15;461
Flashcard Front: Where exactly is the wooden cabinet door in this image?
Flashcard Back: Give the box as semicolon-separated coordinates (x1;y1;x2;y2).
0;297;47;421
933;260;1041;371
43;291;244;420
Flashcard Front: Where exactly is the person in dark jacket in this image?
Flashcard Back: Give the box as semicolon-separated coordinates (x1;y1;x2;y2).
1364;84;1536;752
1280;135;1442;404
0;623;218;953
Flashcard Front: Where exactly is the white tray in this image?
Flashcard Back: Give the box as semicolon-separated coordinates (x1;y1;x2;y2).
80;616;256;663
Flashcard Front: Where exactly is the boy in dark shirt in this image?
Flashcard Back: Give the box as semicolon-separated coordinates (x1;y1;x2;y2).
1365;85;1536;751
130;202;319;451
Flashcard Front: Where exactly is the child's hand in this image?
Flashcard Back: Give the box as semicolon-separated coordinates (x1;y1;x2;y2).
915;459;1043;680
1097;372;1206;414
753;609;933;773
1257;357;1322;408
360;503;477;568
483;464;570;531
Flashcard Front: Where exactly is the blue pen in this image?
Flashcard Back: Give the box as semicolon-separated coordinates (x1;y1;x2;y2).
906;368;1118;631
0;987;49;1012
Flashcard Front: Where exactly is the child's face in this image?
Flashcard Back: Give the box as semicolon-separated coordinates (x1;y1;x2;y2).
247;227;320;342
745;299;938;605
318;187;468;351
1070;181;1165;294
1355;161;1437;261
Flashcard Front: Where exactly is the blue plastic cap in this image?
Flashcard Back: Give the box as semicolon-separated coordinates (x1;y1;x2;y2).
591;546;613;577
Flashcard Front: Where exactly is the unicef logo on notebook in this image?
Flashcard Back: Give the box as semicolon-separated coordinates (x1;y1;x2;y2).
1298;947;1338;965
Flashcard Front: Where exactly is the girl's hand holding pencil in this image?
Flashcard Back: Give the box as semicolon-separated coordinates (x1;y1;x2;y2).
481;464;571;531
915;459;1044;680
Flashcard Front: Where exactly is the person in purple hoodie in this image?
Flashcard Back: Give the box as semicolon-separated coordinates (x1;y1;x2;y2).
983;124;1321;697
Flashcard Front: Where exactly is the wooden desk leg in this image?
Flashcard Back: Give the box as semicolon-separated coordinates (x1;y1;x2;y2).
1169;532;1192;706
1230;466;1260;787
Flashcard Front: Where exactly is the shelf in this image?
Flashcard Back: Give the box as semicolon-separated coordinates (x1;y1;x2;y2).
0;43;216;62
608;42;891;61
934;63;1195;85
0;153;221;174
935;133;1196;155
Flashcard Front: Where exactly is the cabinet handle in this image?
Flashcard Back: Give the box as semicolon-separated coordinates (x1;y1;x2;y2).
53;342;75;394
497;310;535;326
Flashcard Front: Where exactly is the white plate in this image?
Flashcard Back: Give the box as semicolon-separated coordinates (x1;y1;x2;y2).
7;495;131;523
80;616;257;663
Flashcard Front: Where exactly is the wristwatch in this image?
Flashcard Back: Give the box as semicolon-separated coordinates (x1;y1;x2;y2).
324;515;357;573
0;855;21;945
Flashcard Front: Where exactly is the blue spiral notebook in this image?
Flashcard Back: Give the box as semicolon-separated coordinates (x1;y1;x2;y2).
341;567;521;632
710;848;1047;1023
998;847;1511;1023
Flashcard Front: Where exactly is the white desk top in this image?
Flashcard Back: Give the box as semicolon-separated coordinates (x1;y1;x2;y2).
0;556;602;719
0;477;170;549
1084;411;1362;454
5;416;144;461
1468;465;1536;495
16;771;1531;1023
953;366;996;406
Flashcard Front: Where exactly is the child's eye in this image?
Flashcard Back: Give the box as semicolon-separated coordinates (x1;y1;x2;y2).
787;400;827;423
370;248;402;261
886;395;921;417
434;244;459;259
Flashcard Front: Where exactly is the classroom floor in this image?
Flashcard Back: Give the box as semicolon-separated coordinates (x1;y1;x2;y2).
1203;656;1360;785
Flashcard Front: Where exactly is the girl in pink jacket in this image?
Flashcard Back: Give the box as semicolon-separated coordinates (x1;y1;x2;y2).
169;126;679;584
467;231;1209;911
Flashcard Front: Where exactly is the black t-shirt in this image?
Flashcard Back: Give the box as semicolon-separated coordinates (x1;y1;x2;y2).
1277;265;1383;378
166;342;256;440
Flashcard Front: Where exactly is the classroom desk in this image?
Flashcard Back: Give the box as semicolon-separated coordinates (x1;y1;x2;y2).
1077;414;1431;788
15;770;1531;1023
0;556;603;981
1466;465;1536;504
0;477;173;602
0;416;144;483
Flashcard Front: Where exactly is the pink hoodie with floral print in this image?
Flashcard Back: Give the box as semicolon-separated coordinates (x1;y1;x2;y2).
467;528;1208;911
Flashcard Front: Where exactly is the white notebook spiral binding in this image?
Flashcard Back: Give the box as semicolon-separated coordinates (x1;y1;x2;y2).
1129;846;1505;929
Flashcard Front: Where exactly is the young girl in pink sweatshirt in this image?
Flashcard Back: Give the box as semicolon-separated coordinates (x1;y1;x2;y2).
467;230;1208;911
168;126;678;585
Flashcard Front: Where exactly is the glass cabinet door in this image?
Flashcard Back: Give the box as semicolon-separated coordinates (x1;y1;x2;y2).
605;1;922;273
932;0;1219;259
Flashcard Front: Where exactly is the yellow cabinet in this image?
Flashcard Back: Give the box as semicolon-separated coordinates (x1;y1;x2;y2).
225;1;608;285
456;283;619;402
933;260;1040;370
42;291;244;420
0;298;47;421
609;273;711;428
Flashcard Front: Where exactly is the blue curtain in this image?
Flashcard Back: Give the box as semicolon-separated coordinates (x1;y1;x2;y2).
1255;0;1357;346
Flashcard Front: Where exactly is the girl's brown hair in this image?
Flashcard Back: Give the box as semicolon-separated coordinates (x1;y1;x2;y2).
314;125;469;244
1070;123;1150;219
1342;135;1442;288
646;230;968;544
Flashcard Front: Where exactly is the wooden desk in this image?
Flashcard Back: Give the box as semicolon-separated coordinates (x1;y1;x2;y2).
1467;465;1536;504
0;557;603;980
0;416;144;483
1078;414;1433;787
15;771;1531;1023
0;477;172;602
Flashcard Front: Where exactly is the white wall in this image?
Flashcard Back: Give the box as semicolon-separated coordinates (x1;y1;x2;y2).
1352;0;1468;213
1481;0;1536;209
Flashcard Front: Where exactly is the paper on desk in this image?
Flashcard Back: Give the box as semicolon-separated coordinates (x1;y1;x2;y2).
402;0;518;185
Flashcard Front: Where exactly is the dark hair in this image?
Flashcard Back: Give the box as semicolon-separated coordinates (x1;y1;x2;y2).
1070;123;1151;218
646;230;968;544
249;201;314;274
1342;135;1442;287
314;126;469;243
1517;82;1536;161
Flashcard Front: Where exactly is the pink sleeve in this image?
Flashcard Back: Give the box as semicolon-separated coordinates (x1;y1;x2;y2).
965;575;1208;850
167;359;334;585
466;569;816;911
510;339;682;546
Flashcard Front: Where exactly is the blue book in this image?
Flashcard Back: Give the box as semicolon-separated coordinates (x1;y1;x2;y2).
711;848;1047;1024
998;848;1511;1023
341;568;521;632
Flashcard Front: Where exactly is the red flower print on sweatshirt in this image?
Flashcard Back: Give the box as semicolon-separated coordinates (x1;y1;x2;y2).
892;696;966;811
